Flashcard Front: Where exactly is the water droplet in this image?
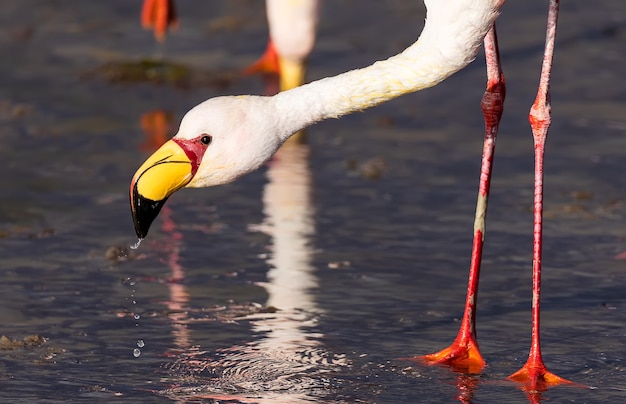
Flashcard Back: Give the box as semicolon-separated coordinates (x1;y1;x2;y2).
130;238;143;250
134;314;141;320
137;339;145;348
133;348;141;357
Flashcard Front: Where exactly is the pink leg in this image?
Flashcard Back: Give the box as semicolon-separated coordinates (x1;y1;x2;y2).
414;25;505;374
507;0;582;392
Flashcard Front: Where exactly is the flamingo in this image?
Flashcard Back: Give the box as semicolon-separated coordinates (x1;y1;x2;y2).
140;0;319;92
130;0;580;392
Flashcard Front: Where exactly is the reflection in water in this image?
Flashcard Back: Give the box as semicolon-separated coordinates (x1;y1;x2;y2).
160;139;347;403
256;138;317;314
139;109;174;152
158;204;192;352
137;110;193;352
452;374;479;404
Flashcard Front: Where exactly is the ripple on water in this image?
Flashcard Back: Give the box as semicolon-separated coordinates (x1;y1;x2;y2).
160;309;348;403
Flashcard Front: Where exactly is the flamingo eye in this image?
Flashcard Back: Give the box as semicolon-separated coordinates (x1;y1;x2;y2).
200;134;212;146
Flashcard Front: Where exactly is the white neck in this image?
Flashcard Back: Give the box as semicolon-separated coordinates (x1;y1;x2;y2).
271;0;502;142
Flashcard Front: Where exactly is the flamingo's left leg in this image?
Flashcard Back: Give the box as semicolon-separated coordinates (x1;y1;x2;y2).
414;24;505;374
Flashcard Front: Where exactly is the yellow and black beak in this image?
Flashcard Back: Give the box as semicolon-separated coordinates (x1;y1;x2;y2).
130;139;193;239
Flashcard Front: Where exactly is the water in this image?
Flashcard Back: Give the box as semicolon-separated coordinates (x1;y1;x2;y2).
1;0;626;402
130;239;143;250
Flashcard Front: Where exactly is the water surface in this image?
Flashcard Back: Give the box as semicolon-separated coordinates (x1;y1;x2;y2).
1;1;626;402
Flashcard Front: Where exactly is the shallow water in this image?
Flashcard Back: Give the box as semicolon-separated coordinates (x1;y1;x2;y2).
1;1;626;403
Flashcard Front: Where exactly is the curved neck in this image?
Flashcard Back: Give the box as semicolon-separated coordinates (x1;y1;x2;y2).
272;0;503;142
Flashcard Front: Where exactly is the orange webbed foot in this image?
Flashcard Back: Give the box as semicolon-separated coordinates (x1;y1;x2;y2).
508;362;586;393
243;40;280;76
141;0;178;42
409;336;486;374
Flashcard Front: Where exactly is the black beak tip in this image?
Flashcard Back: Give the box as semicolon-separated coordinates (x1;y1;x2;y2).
130;183;167;239
132;211;151;240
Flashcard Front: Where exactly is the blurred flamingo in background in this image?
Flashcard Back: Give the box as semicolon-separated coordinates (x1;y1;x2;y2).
139;0;319;145
140;0;319;91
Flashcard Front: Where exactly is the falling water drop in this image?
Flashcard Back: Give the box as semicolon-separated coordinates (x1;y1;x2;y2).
130;238;143;250
137;339;145;348
133;348;141;357
134;314;141;320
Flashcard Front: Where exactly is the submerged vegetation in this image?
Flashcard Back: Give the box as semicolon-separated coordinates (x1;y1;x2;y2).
87;58;238;90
